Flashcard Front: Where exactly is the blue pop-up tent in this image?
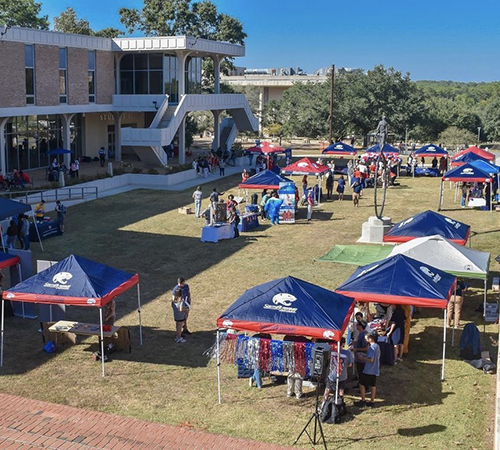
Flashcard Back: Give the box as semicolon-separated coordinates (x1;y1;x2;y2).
335;254;456;308
451;151;490;167
322;142;357;157
238;169;293;190
414;144;448;158
336;254;457;380
216;276;355;403
364;143;399;154
440;164;494;211
217;276;355;341
1;254;142;376
384;210;471;245
0;197;43;250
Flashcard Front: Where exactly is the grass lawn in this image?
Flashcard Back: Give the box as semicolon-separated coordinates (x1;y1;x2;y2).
0;173;497;450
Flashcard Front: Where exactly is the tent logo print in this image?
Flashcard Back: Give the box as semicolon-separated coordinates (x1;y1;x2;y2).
461;168;474;175
323;330;335;339
420;266;441;283
43;272;73;290
398;217;413;228
222;320;233;328
444;217;461;229
263;293;298;313
272;293;297;307
298;162;308;168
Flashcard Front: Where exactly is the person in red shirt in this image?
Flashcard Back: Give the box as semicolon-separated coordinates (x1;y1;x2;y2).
241;169;249;182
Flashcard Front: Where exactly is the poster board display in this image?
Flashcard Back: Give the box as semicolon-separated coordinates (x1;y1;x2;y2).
279;182;296;223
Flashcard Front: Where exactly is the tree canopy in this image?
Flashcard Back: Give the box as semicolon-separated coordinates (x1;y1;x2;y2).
0;0;48;30
53;7;122;38
119;0;246;44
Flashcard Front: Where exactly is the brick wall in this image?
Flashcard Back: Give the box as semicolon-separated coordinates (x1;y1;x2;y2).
0;41;26;108
96;51;114;104
35;45;59;106
68;47;89;105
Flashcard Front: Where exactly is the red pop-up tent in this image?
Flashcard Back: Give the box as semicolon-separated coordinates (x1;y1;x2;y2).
281;157;330;176
1;254;142;376
453;146;495;161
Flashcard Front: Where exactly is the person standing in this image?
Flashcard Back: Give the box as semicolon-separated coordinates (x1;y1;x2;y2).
447;279;467;328
228;205;240;238
306;190;314;222
55;200;67;233
172;277;192;336
74;158;80;178
99;147;106;167
355;333;380;407
351;176;362;207
323;337;353;401
219;158;226;176
209;188;224;209
17;214;30;250
302;175;308;196
35;200;45;222
172;287;187;343
386;304;406;363
192;186;203;217
336;175;346;201
6;220;17;249
325;172;334;199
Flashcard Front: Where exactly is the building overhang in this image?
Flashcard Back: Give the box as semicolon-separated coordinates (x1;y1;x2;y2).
0;26;245;57
222;75;327;87
113;36;244;57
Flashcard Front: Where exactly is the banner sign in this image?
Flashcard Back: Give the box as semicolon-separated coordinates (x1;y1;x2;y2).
279;182;296;223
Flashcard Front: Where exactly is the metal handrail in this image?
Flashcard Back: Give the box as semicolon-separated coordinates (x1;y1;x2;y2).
0;186;99;204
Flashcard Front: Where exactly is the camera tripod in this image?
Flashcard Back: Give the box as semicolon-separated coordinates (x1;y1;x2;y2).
293;377;327;450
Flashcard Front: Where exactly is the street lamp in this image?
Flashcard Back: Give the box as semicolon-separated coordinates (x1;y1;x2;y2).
478;126;481;143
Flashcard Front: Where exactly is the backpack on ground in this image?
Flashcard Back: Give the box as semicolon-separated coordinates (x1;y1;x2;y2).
320;396;346;424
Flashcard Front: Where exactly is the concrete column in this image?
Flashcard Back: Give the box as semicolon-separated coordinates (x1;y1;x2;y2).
178;52;188;96
115;54;124;94
212;110;221;151
0;118;8;174
213;56;221;94
178;115;186;165
62;113;75;167
258;87;264;135
113;112;123;161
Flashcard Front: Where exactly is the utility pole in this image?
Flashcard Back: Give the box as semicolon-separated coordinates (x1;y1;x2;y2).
329;64;335;144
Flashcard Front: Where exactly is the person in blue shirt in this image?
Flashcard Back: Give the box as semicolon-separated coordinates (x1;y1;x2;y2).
350;319;369;378
351;175;362;207
355;333;380;407
172;277;192;338
336;175;346;201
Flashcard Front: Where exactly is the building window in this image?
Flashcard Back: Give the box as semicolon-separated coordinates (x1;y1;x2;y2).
164;55;178;102
25;45;35;105
4;114;83;172
185;57;202;94
88;50;96;103
119;53;164;95
59;48;68;104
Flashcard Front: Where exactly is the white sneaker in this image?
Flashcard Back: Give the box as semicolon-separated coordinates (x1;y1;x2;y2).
175;337;187;343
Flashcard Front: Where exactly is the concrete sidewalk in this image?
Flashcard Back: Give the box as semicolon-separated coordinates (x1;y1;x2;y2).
0;393;300;450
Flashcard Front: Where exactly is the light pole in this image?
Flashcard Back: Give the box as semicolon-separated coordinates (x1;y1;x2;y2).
478;127;481;143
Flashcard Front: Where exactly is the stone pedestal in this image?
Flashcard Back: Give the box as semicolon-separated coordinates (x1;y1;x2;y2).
358;216;392;244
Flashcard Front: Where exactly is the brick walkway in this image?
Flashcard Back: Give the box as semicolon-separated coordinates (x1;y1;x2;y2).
0;394;302;450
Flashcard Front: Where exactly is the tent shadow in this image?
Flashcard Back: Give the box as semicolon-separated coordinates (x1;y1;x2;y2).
397;424;446;436
78;326;216;368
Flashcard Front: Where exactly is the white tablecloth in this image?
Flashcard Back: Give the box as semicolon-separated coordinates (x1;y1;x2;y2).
201;224;234;243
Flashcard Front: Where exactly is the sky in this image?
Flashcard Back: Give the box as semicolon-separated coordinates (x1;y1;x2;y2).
40;0;500;82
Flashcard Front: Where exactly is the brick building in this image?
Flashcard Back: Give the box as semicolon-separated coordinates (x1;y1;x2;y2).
0;26;258;172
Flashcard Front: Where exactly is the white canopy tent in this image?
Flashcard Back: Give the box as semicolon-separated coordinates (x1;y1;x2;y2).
389;234;490;342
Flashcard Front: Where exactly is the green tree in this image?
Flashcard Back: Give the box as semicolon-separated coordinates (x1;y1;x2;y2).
53;7;122;38
53;7;91;35
119;0;245;43
0;0;48;29
438;126;476;150
481;97;500;141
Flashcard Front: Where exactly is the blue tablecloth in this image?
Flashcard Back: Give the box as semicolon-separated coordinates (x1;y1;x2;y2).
238;213;259;232
29;220;62;241
201;223;234;243
414;167;440;177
